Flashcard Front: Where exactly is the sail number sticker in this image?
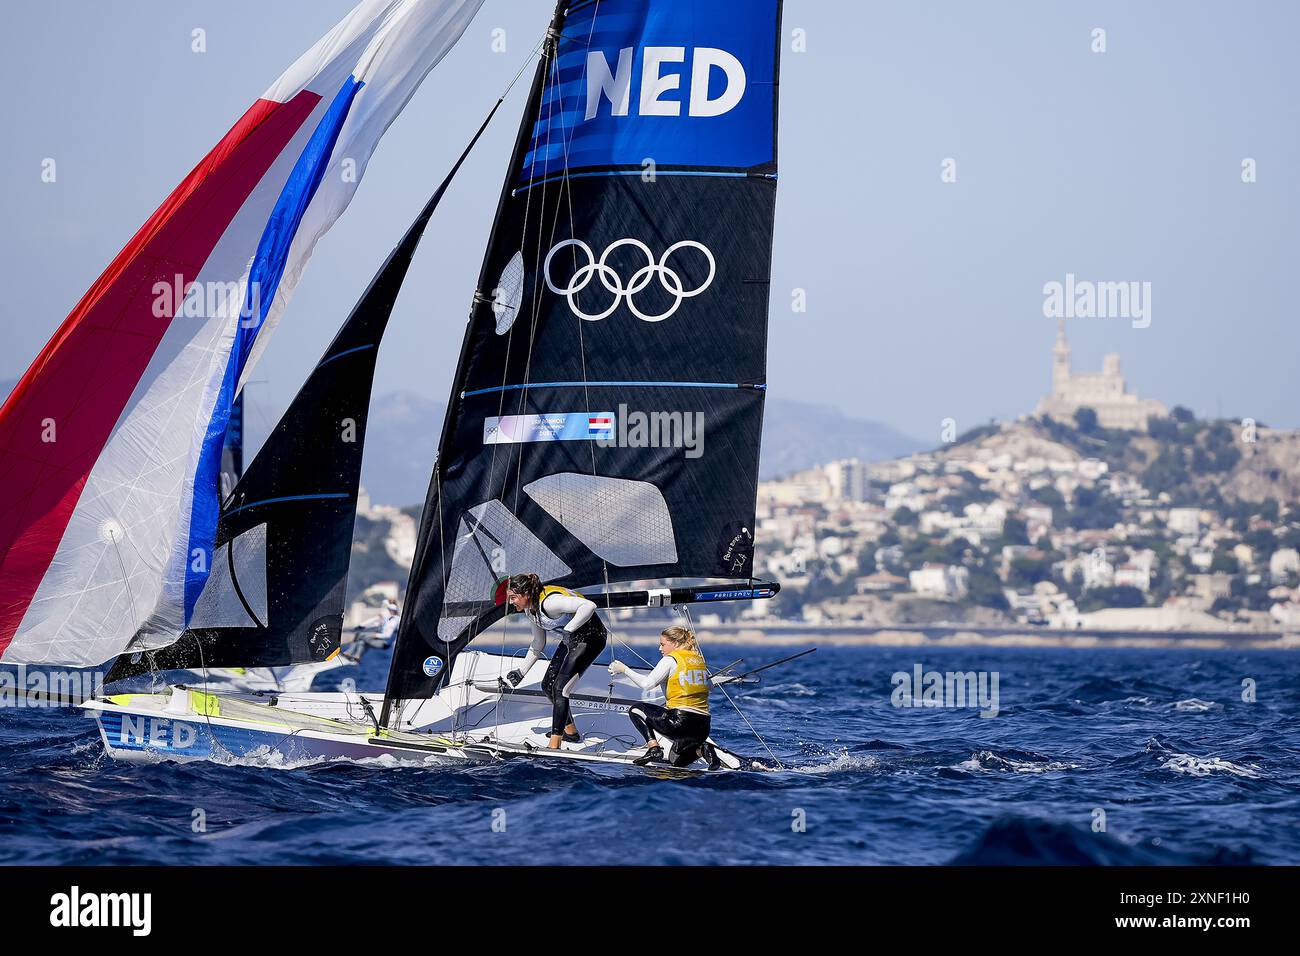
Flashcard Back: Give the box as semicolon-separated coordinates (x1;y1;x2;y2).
484;412;615;445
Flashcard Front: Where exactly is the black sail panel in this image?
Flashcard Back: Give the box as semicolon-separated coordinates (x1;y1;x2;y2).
105;106;500;683
386;0;783;714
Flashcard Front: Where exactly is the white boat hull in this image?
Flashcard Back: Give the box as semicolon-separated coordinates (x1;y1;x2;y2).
84;649;747;771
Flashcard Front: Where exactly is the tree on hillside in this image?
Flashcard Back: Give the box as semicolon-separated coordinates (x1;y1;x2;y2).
893;506;919;527
1143;448;1190;496
1077;585;1146;612
1244;527;1277;561
1029;484;1066;509
1074;406;1099;434
1209;549;1239;574
965;565;1009;611
1068;485;1123;529
1001;515;1030;546
1007;556;1052;589
1279;526;1300;551
1147;416;1180;441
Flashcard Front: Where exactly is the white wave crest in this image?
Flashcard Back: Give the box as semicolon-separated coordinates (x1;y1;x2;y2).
1160;754;1260;778
1172;698;1222;713
795;752;881;775
956;750;1078;774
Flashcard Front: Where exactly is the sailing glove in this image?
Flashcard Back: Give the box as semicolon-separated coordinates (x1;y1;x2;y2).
608;660;628;676
505;669;523;687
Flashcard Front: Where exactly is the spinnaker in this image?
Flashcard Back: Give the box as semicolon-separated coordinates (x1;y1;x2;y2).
0;0;484;666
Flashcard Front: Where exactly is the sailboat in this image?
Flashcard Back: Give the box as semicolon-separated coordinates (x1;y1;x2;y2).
12;0;788;771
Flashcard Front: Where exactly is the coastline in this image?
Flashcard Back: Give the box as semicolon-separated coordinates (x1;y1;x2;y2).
472;622;1300;651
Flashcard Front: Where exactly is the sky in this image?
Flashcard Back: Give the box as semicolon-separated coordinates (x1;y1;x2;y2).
1;0;1297;448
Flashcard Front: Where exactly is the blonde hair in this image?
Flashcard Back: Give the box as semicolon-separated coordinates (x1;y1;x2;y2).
661;625;702;656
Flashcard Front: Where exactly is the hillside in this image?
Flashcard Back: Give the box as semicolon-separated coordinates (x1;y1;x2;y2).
944;413;1300;507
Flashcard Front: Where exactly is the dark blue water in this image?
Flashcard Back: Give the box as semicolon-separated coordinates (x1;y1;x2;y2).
3;646;1298;865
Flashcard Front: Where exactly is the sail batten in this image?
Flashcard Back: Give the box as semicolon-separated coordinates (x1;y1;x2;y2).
385;0;784;721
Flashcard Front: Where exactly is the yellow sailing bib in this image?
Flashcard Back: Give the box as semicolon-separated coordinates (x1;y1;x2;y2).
532;585;583;632
665;649;710;713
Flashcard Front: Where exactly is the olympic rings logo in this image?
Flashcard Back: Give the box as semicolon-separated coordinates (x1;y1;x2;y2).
543;238;716;322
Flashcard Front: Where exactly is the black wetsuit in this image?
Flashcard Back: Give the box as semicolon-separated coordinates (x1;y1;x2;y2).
541;616;607;736
628;703;711;767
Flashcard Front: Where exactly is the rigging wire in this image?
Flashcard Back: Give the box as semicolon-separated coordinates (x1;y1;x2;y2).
481;32;558;743
676;604;784;771
404;30;547;734
486;25;563;742
541;0;653;676
561;2;619;648
106;528;138;631
497;6;620;741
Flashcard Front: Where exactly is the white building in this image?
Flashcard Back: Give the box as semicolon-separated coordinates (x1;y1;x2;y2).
885;482;926;513
1167;508;1201;537
1270;548;1300;582
760;469;833;505
1270;601;1300;630
1113;563;1151;592
1023;504;1054;528
824;458;868;503
909;563;970;600
1081;548;1115;590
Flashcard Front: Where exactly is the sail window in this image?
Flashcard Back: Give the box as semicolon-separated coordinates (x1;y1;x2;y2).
439;499;571;641
524;473;678;567
188;524;269;629
493;251;525;334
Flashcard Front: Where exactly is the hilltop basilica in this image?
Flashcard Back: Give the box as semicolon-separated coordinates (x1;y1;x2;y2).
1034;320;1167;431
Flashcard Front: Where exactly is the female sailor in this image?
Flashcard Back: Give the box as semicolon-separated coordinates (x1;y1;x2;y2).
609;625;720;769
502;572;608;749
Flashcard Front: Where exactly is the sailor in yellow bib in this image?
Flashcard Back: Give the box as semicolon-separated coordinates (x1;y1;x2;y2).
609;625;720;769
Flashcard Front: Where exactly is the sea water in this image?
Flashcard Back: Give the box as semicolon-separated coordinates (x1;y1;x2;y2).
1;646;1295;865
